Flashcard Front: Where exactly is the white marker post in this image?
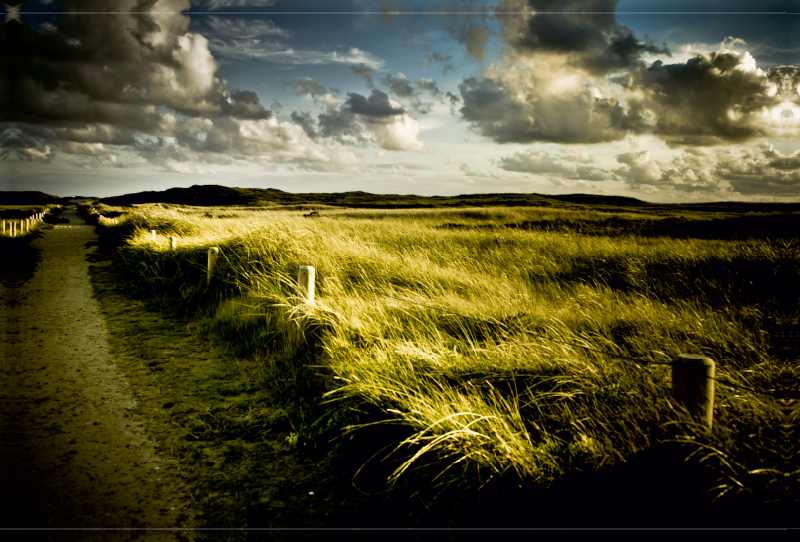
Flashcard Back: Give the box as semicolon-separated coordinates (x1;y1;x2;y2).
298;266;316;305
151;229;157;240
672;354;715;429
170;236;177;250
207;247;219;287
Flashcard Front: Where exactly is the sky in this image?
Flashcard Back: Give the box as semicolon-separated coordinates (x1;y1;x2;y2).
1;0;800;202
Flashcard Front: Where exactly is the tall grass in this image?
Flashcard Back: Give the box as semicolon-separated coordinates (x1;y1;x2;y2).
97;204;800;504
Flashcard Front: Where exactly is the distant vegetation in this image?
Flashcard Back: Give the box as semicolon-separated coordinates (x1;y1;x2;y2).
84;197;799;519
0;191;71;206
100;183;800;213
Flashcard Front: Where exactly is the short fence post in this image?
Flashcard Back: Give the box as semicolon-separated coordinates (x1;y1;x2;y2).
11;222;15;236
298;266;316;305
207;247;219;287
170;236;177;250
672;354;715;429
151;229;156;240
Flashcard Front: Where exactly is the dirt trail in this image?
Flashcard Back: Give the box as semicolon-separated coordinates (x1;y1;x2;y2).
0;209;198;540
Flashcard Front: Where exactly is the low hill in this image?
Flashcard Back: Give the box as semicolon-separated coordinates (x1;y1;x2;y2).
100;184;800;215
0;191;71;206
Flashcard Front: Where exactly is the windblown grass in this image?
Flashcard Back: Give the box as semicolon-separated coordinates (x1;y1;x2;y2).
96;203;800;506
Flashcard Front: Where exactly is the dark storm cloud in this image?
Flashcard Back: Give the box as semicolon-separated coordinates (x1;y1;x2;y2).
344;89;405;118
315;89;428;152
457;75;647;144
0;1;381;174
1;0;271;150
316;89;400;142
626;53;782;146
499;0;668;76
379;74;440;115
317;109;366;144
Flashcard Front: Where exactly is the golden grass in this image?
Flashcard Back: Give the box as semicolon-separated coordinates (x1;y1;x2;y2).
95;203;800;500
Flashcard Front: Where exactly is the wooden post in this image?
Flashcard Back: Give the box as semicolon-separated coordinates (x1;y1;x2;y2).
298;266;316;305
207;247;219;287
10;222;15;237
672;354;715;429
151;229;156;240
171;236;177;250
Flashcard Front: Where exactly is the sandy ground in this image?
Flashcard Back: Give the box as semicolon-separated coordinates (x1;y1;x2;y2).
0;209;198;540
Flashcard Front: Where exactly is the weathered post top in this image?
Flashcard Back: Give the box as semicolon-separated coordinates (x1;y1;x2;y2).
672;353;715;429
298;265;316;305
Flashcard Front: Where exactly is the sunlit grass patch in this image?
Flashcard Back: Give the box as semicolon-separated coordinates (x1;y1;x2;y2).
95;203;800;504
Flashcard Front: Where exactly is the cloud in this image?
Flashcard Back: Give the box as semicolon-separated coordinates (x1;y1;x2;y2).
381;73;416;98
197;16;290;39
429;51;456;74
351;63;375;87
415;78;442;97
2;0;272;135
409;0;795;151
457;69;648;144
498;149;572;176
498;149;610;181
345;90;406;118
316;90;429;152
624;52;786;146
290;111;318;139
378;73;441;115
317;109;368;145
0;2;390;175
215;44;385;67
614;148;725;194
279;77;342;114
556;145;593;163
460;163;485;176
715;145;800;196
53;140;112;155
499;0;668;77
1;126;54;162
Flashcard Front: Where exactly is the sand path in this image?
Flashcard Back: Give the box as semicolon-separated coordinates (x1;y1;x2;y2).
0;209;197;540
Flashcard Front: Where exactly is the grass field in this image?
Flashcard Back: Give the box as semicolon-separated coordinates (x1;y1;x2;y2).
87;201;800;518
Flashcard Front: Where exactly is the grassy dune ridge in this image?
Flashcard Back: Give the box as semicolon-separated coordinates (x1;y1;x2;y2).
89;202;800;509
